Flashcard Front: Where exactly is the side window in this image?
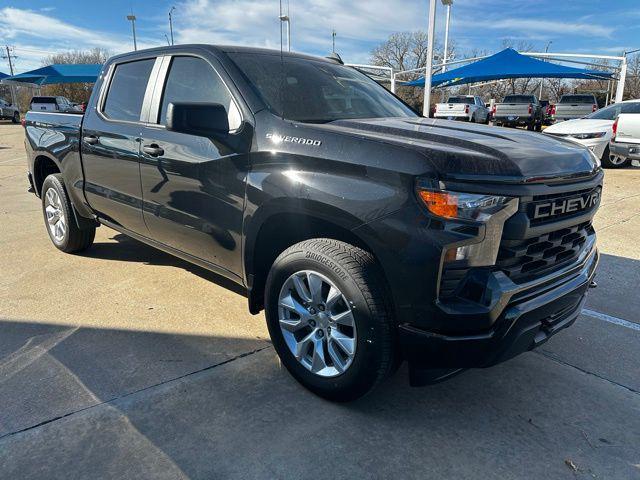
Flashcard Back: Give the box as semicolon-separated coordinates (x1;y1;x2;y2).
159;56;241;130
103;58;155;122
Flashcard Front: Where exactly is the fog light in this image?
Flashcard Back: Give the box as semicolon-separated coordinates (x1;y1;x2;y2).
444;245;475;262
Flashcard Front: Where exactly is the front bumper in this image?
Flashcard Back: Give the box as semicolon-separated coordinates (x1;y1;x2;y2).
399;242;598;370
610;141;640;160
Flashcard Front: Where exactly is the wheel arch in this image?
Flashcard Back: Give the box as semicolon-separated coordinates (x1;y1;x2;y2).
33;154;62;197
243;200;378;314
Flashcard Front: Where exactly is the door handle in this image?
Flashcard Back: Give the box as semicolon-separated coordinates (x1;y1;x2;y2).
83;135;99;145
143;144;164;157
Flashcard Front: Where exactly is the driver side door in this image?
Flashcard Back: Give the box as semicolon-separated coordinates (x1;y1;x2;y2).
139;54;248;278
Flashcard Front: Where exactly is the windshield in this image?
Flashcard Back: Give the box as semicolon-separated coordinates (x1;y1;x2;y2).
586;102;640;120
446;97;472;104
503;95;534;103
229;53;417;123
560;95;595;104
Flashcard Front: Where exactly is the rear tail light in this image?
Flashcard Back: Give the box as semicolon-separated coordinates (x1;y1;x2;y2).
528;104;532;114
20;118;26;128
464;104;469;114
612;118;618;139
491;105;496;114
592;104;598;112
550;105;556;115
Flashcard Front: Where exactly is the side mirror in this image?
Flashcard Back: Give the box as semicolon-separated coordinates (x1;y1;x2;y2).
166;102;230;138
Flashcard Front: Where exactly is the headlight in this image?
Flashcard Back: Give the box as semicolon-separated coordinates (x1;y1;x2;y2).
416;188;515;222
570;132;606;139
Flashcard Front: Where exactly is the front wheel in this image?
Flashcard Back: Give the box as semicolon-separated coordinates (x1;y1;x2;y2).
41;174;96;253
601;146;630;169
264;239;395;402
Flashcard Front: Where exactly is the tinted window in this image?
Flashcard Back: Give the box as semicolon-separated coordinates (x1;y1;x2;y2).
159;56;240;129
103;59;155;122
31;97;56;104
446;97;473;104
560;95;596;104
503;95;535;103
587;102;640;120
230;53;416;123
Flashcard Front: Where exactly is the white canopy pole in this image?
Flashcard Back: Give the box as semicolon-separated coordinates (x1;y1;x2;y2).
615;57;627;103
423;0;437;117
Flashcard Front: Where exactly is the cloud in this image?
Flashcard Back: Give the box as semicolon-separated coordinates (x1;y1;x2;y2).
173;0;429;63
0;7;160;72
455;17;613;39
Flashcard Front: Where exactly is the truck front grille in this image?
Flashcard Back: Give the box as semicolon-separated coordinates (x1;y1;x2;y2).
496;221;593;282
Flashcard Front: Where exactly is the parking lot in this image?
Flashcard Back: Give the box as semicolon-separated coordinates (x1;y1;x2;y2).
1;122;639;478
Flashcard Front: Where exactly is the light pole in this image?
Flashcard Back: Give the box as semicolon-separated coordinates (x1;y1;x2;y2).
441;0;452;73
279;15;291;51
126;15;137;51
423;0;437;117
538;40;552;99
169;6;176;45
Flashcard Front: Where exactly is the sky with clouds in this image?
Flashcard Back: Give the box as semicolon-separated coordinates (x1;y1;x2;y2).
1;0;639;74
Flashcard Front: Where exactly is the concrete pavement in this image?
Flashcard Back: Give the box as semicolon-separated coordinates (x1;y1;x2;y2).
1;124;639;479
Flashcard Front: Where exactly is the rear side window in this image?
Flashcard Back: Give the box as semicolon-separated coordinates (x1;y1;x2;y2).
31;97;56;104
103;59;155;122
446;97;472;104
560;95;595;104
503;95;535;103
159;56;241;129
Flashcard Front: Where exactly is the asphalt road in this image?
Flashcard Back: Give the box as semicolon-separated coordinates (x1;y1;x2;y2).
1;123;639;479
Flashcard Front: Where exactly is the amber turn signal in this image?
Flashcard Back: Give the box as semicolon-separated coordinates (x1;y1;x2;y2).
417;190;458;218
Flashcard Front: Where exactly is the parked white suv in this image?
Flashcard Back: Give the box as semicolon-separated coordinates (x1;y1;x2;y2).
434;95;490;123
0;98;20;123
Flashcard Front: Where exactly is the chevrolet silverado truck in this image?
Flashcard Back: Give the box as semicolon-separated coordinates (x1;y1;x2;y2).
493;94;543;130
24;45;602;401
553;94;598;123
434;95;490;123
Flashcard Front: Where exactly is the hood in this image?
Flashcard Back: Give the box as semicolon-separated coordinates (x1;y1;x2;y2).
311;117;598;183
544;118;614;135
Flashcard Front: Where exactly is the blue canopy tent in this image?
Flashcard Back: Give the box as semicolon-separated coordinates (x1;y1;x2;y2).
2;64;102;85
404;48;614;88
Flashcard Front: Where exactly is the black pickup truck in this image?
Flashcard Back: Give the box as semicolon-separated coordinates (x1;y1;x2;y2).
24;45;602;401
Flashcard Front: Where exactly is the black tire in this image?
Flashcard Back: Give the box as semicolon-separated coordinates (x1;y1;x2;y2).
601;145;630;169
526;121;534;131
470;114;476;123
41;174;95;253
12;111;20;124
265;239;395;402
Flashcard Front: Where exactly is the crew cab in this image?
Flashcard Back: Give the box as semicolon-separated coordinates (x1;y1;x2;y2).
553;94;598;122
610;112;640;164
434;95;490;123
493;94;543;130
24;45;602;401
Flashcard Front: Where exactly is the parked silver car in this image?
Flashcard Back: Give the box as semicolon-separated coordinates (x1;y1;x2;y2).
0;98;20;123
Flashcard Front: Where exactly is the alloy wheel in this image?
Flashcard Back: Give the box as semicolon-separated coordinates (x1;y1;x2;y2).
277;270;357;377
44;187;66;242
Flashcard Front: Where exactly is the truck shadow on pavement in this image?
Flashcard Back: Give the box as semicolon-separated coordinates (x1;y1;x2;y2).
80;233;247;297
1;312;639;479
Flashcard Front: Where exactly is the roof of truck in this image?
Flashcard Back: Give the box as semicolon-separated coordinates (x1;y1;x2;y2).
109;44;336;65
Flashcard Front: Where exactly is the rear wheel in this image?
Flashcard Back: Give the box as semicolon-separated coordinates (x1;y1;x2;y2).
601;146;630;169
41;174;95;253
12;111;19;124
265;239;395;402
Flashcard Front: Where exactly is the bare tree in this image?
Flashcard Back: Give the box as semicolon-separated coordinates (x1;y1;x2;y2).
370;31;448;111
624;53;640;100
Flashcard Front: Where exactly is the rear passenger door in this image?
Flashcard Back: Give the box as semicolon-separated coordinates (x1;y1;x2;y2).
81;57;158;234
138;54;248;277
